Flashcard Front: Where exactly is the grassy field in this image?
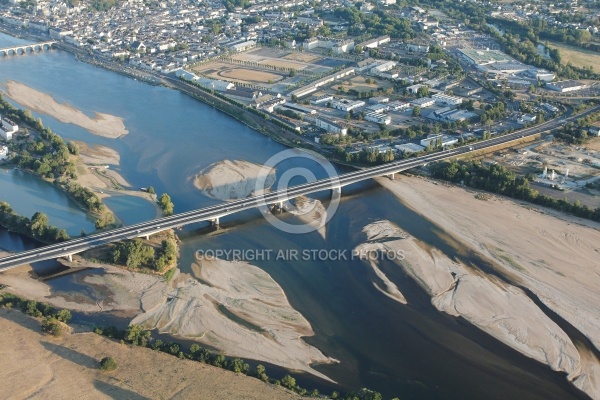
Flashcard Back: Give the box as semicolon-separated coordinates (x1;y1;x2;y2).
547;41;600;70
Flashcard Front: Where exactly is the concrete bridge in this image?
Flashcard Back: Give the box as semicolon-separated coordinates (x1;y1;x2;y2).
0;41;56;57
0;105;598;272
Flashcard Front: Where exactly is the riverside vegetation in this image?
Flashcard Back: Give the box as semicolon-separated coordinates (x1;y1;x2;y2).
429;160;600;222
0;202;69;242
0;94;115;230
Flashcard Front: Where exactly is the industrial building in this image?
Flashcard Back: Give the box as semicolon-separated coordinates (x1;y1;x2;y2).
364;112;391;125
420;134;458;148
314;117;348;136
395;143;425;154
331;98;365;112
432;93;463;106
410;97;436;108
545;80;587;93
0;117;18;141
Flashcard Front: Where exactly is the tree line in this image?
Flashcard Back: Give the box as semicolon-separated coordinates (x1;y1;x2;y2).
92;323;397;400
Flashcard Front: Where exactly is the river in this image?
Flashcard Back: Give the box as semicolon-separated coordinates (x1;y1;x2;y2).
0;33;589;399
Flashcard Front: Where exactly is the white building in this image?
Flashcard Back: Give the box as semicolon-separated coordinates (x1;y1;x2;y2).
230;40;257;52
546;80;587;93
360;36;391;49
310;95;333;105
388;101;410;111
420;134;458;148
195;78;235;92
370;61;396;74
369;96;389;104
314;117;348;136
365;104;389;114
331;99;365;112
432;93;463;106
0;117;18;141
364;112;391;125
0;146;8;160
303;37;354;54
410;97;436;108
175;69;199;81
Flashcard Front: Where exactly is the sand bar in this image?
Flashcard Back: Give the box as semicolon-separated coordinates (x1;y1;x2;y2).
4;80;128;139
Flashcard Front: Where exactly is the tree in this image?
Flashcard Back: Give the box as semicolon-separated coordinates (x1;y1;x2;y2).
56;309;72;323
67;141;79;155
41;317;62;337
147;186;155;194
159;193;174;216
280;374;296;390
125;324;151;346
412;106;421;117
99;357;118;371
255;364;269;382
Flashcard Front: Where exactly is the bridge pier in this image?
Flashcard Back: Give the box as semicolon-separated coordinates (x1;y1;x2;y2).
212;217;220;227
387;172;395;180
67;254;72;262
332;186;341;195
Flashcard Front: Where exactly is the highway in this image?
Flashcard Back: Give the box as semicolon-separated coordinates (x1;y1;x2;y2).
0;105;597;271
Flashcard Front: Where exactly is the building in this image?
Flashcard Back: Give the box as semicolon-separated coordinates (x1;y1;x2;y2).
0;146;8;160
589;123;600;136
364;112;391;125
303;37;355;54
369;96;390;104
388;101;410;111
370;61;396;75
420;134;458;148
230;40;257;52
330;99;365;112
432;93;463;106
406;84;426;95
314;117;348;136
426;108;475;122
282;103;317;114
524;69;555;82
195;78;235;92
310;95;333;105
545;80;587;93
365;104;389;114
518;114;537;124
410;97;436;108
395;143;425;154
359;36;391;50
260;97;286;113
406;43;429;53
175;69;199;81
0;117;18;141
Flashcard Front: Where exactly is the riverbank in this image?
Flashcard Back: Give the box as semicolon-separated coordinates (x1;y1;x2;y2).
0;308;300;399
375;175;600;399
0;248;337;380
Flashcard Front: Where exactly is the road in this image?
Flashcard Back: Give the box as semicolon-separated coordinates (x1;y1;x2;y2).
0;105;597;271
